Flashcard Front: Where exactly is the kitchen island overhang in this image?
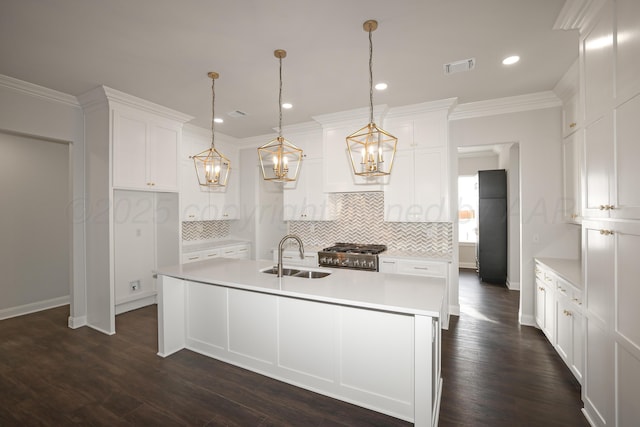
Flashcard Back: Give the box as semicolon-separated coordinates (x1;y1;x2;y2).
156;258;445;427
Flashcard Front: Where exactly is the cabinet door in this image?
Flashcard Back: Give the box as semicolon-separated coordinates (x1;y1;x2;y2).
563;93;580;138
379;259;398;274
556;294;573;365
414;148;448;222
584;225;615;326
616;0;640;103
180;158;209;221
322;125;385;193
584;115;614;218
284;158;331;221
570;307;583;383
582;1;614;124
148;123;179;191
535;278;546;330
113;111;147;189
562;131;583;223
383;150;414;222
612;93;640;220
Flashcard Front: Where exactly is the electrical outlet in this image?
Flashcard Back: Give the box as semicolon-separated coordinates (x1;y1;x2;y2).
130;280;140;291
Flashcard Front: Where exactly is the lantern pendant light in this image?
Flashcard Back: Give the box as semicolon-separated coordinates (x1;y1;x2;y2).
258;49;303;182
191;72;231;187
346;19;397;177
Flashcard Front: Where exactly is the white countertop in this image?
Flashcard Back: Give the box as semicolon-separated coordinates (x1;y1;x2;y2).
535;257;582;288
157;258;446;317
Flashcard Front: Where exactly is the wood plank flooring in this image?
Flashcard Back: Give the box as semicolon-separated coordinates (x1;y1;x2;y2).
0;270;588;426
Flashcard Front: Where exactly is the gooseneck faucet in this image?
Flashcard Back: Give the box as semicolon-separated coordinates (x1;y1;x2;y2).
277;234;304;277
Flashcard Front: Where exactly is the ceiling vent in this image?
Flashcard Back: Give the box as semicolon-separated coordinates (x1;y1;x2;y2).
443;58;475;75
227;110;249;118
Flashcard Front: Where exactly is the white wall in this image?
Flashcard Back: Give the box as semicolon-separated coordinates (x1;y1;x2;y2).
0;133;70;316
498;144;521;290
0;76;85;324
231;146;287;260
451;107;580;325
458;154;498;176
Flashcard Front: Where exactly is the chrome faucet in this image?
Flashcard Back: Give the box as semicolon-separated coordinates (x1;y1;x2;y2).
277;234;304;277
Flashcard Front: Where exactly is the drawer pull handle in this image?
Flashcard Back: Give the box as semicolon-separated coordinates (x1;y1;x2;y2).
538;286;545;292
188;256;199;260
414;266;430;270
599;229;614;236
569;122;577;128
563;309;573;317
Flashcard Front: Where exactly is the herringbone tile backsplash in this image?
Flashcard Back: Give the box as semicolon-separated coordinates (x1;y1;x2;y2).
289;192;453;255
182;221;230;241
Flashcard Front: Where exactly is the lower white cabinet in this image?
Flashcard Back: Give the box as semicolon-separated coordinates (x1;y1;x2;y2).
272;249;318;267
380;257;447;279
534;259;583;384
182;242;250;264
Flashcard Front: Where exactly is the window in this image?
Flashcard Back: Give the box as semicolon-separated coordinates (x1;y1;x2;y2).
458;175;478;243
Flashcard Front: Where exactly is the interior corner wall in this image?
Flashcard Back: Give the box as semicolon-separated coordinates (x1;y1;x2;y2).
450;107;571;325
0;132;70;315
0;79;85;324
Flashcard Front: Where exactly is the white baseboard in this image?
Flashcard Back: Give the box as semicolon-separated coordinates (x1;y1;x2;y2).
459;262;476;269
520;313;537;327
506;278;520;291
115;294;157;315
449;304;460;316
0;295;70;320
68;315;87;329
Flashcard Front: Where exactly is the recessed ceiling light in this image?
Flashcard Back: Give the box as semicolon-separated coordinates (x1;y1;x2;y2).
214;117;224;123
282;102;293;109
502;55;520;65
375;82;388;90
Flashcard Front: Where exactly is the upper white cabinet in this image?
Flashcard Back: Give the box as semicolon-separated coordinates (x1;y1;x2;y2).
112;106;182;192
282;125;334;221
382;104;452;222
180;126;239;221
384;148;449;222
284;158;334;221
582;1;614;126
563;131;584;223
616;0;640;105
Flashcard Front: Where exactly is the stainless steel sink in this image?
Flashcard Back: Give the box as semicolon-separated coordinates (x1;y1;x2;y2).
292;270;331;279
260;266;331;279
260;267;301;276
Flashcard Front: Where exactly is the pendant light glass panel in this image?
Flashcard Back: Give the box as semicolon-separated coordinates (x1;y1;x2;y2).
191;71;231;187
346;19;397;177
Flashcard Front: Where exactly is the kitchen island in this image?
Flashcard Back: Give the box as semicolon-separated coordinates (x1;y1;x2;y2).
156;258;445;426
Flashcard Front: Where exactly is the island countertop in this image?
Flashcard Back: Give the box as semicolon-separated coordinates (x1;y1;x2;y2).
156;258;445;317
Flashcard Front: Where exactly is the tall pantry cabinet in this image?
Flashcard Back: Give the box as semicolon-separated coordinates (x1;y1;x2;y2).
79;86;192;334
567;0;640;425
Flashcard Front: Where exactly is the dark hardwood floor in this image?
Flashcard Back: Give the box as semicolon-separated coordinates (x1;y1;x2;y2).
0;270;588;426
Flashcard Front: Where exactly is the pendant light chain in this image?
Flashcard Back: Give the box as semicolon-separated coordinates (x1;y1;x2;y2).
368;27;374;125
210;75;216;149
278;54;283;139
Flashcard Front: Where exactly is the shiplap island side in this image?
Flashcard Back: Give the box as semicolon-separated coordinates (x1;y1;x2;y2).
156;258;445;426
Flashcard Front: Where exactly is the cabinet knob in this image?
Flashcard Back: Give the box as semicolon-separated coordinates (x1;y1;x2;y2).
563;310;573;317
538;286;545;292
569;122;577;128
599;229;614;236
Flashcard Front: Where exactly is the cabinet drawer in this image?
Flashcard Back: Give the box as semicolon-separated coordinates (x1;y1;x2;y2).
397;260;446;278
182;253;202;264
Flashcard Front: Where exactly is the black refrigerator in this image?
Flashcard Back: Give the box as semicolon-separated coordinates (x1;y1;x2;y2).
476;169;507;285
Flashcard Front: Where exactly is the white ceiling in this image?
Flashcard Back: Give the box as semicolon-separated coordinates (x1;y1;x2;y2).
0;0;578;139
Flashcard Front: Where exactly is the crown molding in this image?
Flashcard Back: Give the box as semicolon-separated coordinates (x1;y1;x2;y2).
386;98;458;120
449;91;561;121
312;105;389;127
0;74;80;108
554;0;606;32
77;85;193;123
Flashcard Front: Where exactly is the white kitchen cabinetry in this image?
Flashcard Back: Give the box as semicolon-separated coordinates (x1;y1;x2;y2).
384;148;449;222
273;249;318;267
112;107;182;192
283;158;333;221
582;219;640;427
380;257;448;279
534;259;584;384
79;85;191;333
180;127;239;221
562;131;583;223
182;242;250;264
382;106;452;223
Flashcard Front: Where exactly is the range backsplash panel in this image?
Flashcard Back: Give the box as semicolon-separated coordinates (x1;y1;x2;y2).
288;192;453;255
182;221;230;241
